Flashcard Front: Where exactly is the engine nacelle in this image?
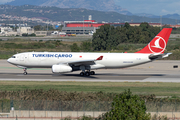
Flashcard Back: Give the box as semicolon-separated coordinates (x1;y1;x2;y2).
52;64;72;73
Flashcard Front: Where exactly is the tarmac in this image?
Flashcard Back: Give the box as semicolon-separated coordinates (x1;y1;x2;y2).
0;60;180;82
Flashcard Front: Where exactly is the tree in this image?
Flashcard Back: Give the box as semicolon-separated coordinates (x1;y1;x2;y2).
92;23;161;51
34;25;42;31
124;22;130;29
92;24;114;51
139;22;151;31
97;89;151;120
58;25;64;31
93;24;117;50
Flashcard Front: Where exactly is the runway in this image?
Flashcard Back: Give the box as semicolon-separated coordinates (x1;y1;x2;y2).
0;60;180;82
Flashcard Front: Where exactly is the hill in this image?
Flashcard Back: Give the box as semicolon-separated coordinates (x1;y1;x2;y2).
5;0;180;21
5;0;48;6
0;5;179;24
6;0;132;15
135;13;180;20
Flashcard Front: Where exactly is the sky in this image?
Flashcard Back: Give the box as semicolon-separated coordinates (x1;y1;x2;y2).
114;0;180;15
0;0;180;16
0;0;13;4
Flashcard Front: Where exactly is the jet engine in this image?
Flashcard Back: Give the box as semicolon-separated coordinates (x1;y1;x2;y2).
52;64;72;73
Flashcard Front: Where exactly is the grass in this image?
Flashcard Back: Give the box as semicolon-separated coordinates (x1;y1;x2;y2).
0;81;180;96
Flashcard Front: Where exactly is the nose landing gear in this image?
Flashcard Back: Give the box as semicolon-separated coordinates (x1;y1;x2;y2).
23;68;28;75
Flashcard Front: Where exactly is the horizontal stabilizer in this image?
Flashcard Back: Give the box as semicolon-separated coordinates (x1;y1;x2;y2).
149;53;172;60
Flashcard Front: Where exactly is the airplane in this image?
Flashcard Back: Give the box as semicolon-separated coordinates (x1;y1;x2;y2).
7;28;172;76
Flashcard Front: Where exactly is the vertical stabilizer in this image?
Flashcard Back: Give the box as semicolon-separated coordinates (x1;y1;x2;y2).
136;28;172;54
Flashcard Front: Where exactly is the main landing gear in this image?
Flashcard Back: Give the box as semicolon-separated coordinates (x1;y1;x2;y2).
80;71;95;76
23;68;28;75
79;66;95;76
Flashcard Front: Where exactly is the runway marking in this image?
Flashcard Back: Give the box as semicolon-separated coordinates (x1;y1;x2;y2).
16;75;26;76
0;77;179;82
0;67;20;69
0;67;50;70
0;78;145;82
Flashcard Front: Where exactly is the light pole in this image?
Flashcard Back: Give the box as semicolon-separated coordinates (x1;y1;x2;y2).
47;21;48;31
83;16;84;35
47;20;49;36
160;15;162;30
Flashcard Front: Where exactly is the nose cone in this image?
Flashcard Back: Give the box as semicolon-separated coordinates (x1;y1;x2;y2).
7;58;12;63
7;58;10;62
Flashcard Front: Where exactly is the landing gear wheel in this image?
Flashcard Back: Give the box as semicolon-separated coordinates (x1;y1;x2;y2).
23;68;27;75
80;72;84;76
23;72;27;75
90;71;95;75
85;72;90;76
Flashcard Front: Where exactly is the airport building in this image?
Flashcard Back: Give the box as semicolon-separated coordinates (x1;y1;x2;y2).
35;31;47;36
62;15;162;34
62;26;97;35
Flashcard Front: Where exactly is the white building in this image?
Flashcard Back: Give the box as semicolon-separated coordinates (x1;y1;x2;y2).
17;27;34;35
0;27;16;36
0;27;13;34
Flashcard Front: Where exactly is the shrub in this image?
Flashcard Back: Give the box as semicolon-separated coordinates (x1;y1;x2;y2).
22;33;28;37
97;89;151;120
151;114;169;120
80;41;92;52
29;33;36;36
78;115;94;120
70;43;80;52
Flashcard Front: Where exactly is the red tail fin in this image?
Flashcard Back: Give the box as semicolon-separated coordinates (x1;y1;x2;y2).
136;28;172;54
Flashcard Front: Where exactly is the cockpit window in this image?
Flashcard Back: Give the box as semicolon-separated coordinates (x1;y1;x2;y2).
11;56;16;58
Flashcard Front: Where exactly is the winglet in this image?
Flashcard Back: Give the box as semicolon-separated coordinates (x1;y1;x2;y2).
96;56;103;60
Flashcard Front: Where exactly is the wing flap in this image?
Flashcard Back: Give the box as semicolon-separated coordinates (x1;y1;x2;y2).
68;60;96;66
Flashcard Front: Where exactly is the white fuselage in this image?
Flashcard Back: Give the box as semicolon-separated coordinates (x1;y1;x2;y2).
7;52;152;71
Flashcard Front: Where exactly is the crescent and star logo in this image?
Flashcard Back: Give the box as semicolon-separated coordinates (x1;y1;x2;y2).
148;36;166;53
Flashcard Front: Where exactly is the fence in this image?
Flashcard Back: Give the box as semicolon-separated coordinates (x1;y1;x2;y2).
0;99;112;113
146;101;180;112
1;99;180;113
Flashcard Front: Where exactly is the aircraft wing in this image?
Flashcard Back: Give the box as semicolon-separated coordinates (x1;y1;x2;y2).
149;53;172;60
65;56;103;66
